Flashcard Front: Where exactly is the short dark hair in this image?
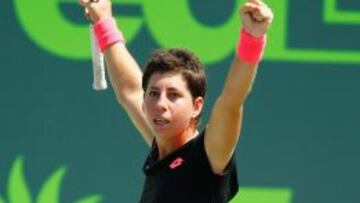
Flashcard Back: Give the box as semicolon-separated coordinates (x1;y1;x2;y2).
142;48;207;127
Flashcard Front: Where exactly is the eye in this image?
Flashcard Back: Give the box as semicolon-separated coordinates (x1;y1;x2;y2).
148;90;159;98
168;92;180;100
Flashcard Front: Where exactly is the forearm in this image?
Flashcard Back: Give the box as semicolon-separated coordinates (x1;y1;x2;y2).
220;57;259;109
79;0;143;104
104;42;143;104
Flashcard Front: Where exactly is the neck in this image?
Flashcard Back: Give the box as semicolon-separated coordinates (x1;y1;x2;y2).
156;127;198;160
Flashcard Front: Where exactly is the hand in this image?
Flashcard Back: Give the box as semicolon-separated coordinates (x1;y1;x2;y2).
240;0;274;37
78;0;113;23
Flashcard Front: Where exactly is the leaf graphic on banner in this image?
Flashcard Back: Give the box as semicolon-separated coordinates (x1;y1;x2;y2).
36;167;67;203
0;195;5;203
1;155;103;203
74;195;103;203
230;187;293;203
7;156;32;203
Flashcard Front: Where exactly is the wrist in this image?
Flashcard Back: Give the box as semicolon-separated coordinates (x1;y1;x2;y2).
93;18;125;52
236;28;267;63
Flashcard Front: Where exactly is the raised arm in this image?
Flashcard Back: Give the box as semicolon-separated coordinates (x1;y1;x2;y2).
79;0;154;145
205;0;273;174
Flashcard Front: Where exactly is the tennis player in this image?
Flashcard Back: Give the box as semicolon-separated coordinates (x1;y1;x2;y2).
79;0;273;202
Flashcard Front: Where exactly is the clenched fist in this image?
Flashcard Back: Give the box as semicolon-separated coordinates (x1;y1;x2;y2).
78;0;112;23
241;0;274;37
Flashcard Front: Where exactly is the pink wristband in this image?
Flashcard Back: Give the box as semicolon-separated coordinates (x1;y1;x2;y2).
93;18;124;52
237;28;266;63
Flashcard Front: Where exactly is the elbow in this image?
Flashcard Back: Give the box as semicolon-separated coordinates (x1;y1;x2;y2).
217;96;244;115
219;91;247;110
114;85;144;107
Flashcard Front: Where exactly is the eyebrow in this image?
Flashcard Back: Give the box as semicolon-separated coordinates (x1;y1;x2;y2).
148;86;180;92
148;86;159;91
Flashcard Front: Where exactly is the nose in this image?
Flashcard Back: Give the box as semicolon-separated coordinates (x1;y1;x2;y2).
155;93;168;111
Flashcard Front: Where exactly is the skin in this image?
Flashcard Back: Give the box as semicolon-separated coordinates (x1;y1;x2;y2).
79;0;274;174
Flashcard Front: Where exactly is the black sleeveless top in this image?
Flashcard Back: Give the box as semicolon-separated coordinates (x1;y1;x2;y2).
139;130;239;203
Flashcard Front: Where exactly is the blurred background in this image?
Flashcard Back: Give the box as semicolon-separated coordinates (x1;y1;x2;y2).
1;0;359;202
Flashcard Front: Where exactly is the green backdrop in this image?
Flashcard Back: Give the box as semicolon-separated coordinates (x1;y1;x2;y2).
1;0;359;202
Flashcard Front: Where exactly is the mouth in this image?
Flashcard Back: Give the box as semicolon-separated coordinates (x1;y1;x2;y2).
153;118;170;126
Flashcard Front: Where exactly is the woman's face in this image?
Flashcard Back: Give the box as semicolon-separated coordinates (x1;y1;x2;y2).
143;72;203;139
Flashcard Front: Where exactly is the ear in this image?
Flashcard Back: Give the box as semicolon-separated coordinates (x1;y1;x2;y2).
192;96;204;118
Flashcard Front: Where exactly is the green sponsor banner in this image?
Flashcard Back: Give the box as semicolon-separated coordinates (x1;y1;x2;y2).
14;0;360;64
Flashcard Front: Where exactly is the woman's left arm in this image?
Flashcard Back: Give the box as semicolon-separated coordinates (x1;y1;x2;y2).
205;0;273;174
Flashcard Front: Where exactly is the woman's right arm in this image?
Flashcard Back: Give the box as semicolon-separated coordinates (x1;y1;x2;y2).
105;41;154;146
79;0;154;145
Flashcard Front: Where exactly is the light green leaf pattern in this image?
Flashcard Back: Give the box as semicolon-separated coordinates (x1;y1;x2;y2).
36;167;67;203
2;155;103;203
74;195;103;203
230;187;293;203
8;156;32;203
0;195;6;203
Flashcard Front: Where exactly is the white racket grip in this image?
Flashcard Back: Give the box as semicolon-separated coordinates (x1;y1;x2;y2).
90;25;107;90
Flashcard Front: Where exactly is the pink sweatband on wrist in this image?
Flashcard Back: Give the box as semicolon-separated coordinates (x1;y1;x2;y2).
237;28;267;63
93;18;124;52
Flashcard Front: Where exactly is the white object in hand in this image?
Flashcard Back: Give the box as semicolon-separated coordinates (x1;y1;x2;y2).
90;25;107;90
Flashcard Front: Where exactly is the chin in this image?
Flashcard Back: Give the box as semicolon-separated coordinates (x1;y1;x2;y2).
154;127;180;139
